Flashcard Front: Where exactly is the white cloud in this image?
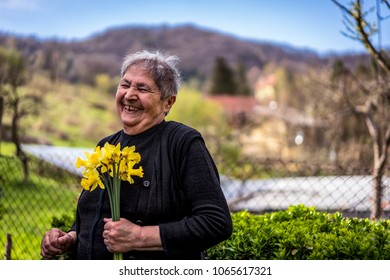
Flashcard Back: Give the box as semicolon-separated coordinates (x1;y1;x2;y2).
0;0;40;10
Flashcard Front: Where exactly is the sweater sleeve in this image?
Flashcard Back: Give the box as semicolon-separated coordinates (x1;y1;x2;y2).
159;133;232;256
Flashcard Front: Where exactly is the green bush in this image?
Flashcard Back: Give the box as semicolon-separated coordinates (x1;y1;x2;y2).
51;213;75;232
206;204;390;260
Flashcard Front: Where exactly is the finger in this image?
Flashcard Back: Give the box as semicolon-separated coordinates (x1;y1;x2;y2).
41;246;56;259
40;241;51;258
41;231;64;255
41;241;63;257
41;251;52;259
57;234;74;247
103;238;113;252
48;229;62;247
103;220;112;230
43;246;63;258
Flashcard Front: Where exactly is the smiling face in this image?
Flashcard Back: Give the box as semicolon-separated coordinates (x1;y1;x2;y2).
116;65;176;135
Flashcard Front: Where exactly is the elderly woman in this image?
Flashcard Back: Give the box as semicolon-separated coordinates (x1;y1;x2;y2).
40;50;232;260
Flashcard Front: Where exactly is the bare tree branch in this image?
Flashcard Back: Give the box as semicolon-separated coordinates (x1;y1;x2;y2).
382;0;390;10
332;0;390;74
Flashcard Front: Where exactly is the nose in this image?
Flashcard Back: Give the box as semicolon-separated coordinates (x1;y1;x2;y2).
124;86;138;99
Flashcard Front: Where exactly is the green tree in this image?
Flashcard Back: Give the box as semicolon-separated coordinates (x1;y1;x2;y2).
209;56;236;95
0;47;42;179
235;61;251;96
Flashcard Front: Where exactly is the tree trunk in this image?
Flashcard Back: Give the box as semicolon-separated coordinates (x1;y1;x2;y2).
365;115;389;219
368;124;389;220
370;163;384;219
11;95;29;180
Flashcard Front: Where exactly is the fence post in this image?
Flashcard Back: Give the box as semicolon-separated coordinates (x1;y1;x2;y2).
5;233;12;260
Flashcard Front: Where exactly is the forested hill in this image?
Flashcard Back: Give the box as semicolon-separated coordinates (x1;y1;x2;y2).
68;24;323;75
0;24;368;83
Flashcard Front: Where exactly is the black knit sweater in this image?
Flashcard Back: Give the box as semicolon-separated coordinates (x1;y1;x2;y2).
71;120;232;259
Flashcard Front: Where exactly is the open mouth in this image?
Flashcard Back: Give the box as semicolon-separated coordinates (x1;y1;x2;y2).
124;105;143;112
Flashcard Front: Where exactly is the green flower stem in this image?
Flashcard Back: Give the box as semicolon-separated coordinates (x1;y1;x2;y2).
103;162;123;260
112;161;123;260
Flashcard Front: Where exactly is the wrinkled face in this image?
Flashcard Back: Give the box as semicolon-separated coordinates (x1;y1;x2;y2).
116;65;175;135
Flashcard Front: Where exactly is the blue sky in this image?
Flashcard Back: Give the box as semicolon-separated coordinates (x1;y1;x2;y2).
0;0;389;54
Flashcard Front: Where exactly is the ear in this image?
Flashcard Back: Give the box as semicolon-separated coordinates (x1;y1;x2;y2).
164;96;176;115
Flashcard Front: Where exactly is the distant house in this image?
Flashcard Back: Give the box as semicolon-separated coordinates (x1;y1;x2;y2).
206;95;259;127
254;74;277;104
205;72;324;160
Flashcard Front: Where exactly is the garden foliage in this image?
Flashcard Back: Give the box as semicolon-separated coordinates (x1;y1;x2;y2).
206;204;390;260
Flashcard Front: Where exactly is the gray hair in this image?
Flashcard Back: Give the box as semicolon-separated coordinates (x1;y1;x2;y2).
120;50;181;99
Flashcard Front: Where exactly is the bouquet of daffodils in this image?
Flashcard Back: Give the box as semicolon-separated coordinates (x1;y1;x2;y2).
76;142;144;260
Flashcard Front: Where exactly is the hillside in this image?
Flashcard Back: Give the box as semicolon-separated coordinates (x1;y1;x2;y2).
0;23;365;85
69;24;324;75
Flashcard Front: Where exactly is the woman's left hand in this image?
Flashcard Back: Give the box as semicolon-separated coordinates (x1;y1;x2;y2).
103;218;141;253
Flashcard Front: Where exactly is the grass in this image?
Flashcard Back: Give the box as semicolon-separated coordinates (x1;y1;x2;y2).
9;75;121;148
0;142;16;156
0;155;80;260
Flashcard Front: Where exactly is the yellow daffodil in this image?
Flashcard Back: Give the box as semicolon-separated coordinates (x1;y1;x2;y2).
80;169;104;191
122;145;141;163
127;166;144;184
88;146;103;167
101;142;121;165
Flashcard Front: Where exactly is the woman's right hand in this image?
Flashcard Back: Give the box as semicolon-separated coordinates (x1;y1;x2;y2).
40;228;76;259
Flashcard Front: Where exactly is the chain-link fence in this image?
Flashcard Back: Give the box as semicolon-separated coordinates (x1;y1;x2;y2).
1;145;389;260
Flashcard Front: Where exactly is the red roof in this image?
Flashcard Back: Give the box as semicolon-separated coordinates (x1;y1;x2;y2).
207;95;258;114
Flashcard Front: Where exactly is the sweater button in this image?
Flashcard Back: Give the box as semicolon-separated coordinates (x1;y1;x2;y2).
143;180;150;187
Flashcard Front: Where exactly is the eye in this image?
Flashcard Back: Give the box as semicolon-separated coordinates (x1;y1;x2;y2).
136;86;149;93
120;82;130;88
134;83;155;94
